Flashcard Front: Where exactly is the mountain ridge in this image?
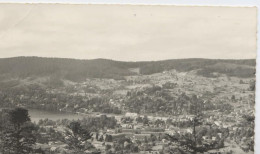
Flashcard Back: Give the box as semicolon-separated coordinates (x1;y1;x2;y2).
0;56;255;81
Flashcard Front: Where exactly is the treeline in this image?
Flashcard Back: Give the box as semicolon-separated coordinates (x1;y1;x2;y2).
0;57;256;82
197;63;255;78
124;86;233;115
38;114;118;132
139;59;255;78
0;57;139;82
0;83;122;115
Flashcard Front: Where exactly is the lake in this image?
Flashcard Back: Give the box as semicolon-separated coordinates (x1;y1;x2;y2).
1;108;123;123
28;109;85;122
0;108;85;123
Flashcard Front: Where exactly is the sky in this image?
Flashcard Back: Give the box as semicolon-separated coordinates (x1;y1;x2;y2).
0;4;257;61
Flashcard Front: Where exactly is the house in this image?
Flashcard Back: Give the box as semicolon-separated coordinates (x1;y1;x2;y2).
217;133;222;138
133;134;151;141
125;112;138;118
186;128;193;134
121;124;134;129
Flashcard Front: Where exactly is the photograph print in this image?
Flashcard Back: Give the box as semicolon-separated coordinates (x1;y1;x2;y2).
0;4;257;154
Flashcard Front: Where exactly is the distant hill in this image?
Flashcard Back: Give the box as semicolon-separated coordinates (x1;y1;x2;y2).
0;57;255;81
139;59;255;78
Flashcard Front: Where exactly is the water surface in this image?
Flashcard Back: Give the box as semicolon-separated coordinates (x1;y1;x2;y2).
28;109;85;122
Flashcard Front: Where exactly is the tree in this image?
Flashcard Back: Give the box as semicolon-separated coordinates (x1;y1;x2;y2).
130;144;139;153
231;95;236;102
64;121;93;154
249;80;255;91
150;134;157;142
166;133;205;154
193;115;204;144
9;108;30;128
205;122;213;130
105;134;113;142
240;115;255;152
1;108;36;154
136;116;143;123
143;115;149;125
166;94;209;154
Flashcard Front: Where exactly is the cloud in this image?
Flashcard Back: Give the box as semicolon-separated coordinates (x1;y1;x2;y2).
0;4;257;61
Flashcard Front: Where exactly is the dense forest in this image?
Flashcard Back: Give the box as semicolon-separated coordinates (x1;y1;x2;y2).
0;57;255;82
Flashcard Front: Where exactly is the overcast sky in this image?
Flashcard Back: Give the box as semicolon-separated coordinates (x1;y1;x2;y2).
0;4;257;61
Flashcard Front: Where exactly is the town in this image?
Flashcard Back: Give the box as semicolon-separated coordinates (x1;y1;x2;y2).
0;63;255;154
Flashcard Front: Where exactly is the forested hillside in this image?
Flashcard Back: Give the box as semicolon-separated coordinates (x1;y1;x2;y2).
0;57;255;81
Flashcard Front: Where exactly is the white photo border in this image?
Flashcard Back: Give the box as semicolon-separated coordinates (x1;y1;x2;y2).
0;0;258;153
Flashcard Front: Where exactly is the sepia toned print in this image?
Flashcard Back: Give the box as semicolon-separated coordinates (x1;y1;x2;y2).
0;4;256;154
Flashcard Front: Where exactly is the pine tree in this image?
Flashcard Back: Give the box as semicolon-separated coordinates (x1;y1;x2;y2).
1;108;36;154
64;121;93;154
